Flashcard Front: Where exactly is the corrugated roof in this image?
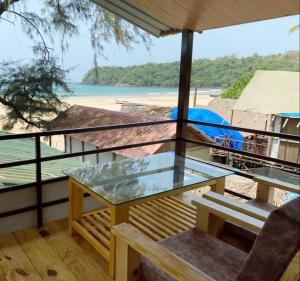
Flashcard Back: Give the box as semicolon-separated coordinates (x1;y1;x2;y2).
0;131;81;187
92;0;299;37
51;105;210;158
233;70;300;115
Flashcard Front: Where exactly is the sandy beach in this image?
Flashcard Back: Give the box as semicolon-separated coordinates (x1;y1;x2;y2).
63;94;214;111
0;94;214;135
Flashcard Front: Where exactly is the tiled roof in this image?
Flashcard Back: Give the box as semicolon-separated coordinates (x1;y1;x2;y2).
0;131;81;188
51;105;208;158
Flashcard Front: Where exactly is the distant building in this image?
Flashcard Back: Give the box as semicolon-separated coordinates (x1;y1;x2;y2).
233;70;300;164
51;105;213;164
0;131;81;188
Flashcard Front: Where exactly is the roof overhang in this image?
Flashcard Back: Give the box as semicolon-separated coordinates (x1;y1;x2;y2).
92;0;300;37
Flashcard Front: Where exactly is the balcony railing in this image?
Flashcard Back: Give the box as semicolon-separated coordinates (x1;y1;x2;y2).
0;120;299;228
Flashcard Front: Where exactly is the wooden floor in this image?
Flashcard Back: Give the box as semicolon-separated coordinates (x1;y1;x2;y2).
0;194;197;281
0;219;112;281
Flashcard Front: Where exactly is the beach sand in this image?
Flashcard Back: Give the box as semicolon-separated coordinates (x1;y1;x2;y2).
0;94;213;135
64;94;214;111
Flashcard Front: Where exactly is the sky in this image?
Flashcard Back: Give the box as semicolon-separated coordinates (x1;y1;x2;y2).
0;4;299;82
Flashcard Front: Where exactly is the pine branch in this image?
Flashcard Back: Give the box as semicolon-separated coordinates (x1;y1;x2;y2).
0;0;20;16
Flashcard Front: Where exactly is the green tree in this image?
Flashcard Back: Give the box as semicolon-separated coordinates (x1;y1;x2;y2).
0;52;71;130
83;51;299;88
220;73;254;99
0;0;151;129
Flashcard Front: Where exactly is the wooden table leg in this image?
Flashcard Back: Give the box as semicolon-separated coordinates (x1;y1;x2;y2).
208;177;226;236
256;182;275;204
109;205;130;279
211;177;225;194
68;179;83;235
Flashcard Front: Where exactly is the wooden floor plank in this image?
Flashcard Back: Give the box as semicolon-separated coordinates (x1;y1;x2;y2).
13;229;79;281
0;195;199;281
0;233;42;281
42;220;112;281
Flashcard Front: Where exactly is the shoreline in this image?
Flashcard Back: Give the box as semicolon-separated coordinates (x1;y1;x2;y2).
63;94;214;111
0;94;214;134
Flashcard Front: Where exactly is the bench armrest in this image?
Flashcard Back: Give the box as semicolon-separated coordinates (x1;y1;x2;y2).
112;223;214;281
203;191;270;221
192;197;264;233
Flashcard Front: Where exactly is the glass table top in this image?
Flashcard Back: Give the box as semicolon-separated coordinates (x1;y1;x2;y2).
250;166;300;190
64;152;233;205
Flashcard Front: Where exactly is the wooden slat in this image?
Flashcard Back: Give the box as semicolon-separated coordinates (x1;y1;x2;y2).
79;218;110;249
158;197;196;218
0;233;42;281
166;196;197;212
92;213;111;229
131;206;176;236
129;209;168;240
203;192;270;221
148;200;196;227
42;220;111;281
192;197;264;233
72;222;110;261
86;215;111;239
129;216;163;241
13;229;79;281
134;205;180;235
137;203;185;232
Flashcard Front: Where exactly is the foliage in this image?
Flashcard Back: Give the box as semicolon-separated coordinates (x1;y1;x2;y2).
83;51;300;88
0;0;151;129
289;24;299;34
0;0;151;60
0;55;71;130
220;73;254;99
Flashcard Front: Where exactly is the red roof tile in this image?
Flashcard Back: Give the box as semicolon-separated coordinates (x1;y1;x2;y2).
51;105;178;158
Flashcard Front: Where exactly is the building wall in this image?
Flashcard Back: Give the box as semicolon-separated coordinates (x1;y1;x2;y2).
67;137;115;165
269;116;300;164
0;180;103;235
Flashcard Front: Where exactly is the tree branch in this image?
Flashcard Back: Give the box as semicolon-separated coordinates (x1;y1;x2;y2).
0;0;20;16
6;10;51;60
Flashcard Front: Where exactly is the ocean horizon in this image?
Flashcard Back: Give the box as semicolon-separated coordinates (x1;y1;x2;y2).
57;82;222;98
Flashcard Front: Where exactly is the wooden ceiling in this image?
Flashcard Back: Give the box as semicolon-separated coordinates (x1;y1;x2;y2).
92;0;299;36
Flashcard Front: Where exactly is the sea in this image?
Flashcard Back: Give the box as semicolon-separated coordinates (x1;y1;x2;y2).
57;82;222;98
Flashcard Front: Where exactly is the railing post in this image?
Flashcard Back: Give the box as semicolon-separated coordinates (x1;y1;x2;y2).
175;30;194;157
35;136;43;227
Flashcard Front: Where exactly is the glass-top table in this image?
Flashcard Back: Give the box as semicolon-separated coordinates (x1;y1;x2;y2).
65;152;233;278
249;166;300;204
64;151;233;205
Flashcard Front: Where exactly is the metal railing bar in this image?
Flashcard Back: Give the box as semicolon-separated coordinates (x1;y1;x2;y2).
0;120;176;140
35;136;43;227
41;138;177;162
185;155;255;179
0;182;37;194
0;193;91;219
225;189;252;200
0;138;176;169
0;205;37;219
185;119;300;141
0;159;36;169
185;138;300;168
0;177;68;194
